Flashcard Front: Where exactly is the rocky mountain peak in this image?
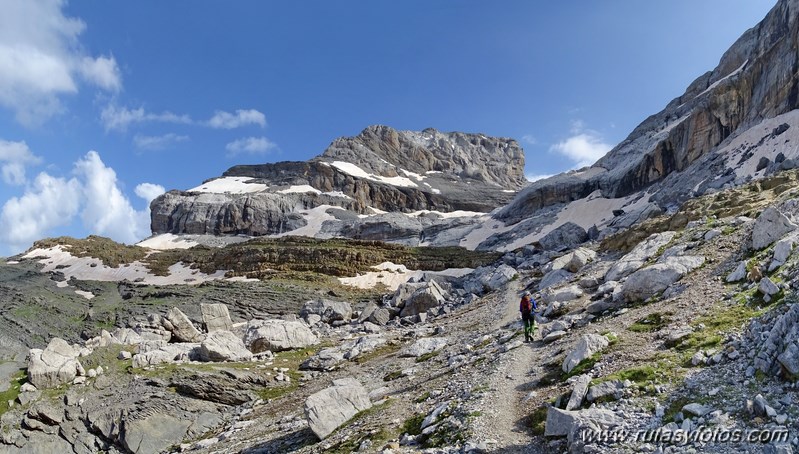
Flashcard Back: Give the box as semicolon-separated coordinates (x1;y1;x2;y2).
319;124;527;190
149;125;526;244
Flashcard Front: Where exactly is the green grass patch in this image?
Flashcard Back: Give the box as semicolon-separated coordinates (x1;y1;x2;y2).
530;405;549;436
415;391;431;403
383;370;404;382
0;369;26;416
31;235;148;268
562;352;601;380
401;414;425;436
663;396;693;423
416;351;440;363
628;312;672;333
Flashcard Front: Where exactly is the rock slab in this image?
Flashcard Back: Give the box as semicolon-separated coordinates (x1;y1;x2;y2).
304;377;372;440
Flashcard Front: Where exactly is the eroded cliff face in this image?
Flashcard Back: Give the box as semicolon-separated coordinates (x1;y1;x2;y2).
497;0;799;226
150;126;526;241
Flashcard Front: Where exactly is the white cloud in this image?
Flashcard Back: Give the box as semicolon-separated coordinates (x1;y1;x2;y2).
522;135;538;146
100;104;192;132
0;172;81;251
0;140;43;185
208;109;266;129
133;133;189;151
0;151;161;254
225;136;277;157
75;151;154;243
134;182;165;203
0;0;121;125
525;173;553;183
550;121;613;168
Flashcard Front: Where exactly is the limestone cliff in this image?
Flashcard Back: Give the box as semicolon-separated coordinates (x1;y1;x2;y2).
149;126;526;245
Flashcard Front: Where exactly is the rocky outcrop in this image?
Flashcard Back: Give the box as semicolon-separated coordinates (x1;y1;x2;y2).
304;377;372;440
752;207;797;250
198;330;253;362
620;255;705;302
201;303;234;333
164;307;204;343
562;334;609;373
27;338;84;389
244;319;318;353
149;126;526;244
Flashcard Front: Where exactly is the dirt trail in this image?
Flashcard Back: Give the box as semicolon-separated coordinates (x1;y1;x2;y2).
470;280;546;453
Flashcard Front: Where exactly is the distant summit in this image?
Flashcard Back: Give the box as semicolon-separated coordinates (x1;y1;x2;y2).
149;125;526;246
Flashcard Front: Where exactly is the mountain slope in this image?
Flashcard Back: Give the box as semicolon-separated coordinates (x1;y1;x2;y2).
480;0;799;251
149;125;526;247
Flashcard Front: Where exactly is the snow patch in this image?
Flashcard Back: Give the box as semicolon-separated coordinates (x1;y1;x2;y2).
75;290;95;300
698;60;748;98
339;262;472;290
330;161;418;188
22;246;229;286
187;177;268;194
271;205;337;238
138;234;200;250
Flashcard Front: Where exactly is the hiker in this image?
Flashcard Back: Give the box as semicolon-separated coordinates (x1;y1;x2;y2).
519;291;538;342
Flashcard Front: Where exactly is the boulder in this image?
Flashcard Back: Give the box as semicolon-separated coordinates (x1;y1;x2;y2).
541;285;583;304
27;338;84;389
562;334;609;373
304;377;372;440
201;303;233;333
301;348;346;371
551;247;597;273
369;308;391;326
586;381;623;402
621;255;705;302
400;337;448;358
726;261;748;282
682;403;713;417
544;407;622;437
198;330;253;362
773;237;796;263
165;307;204;343
399;281;447;318
244;320;318;353
542;331;567;343
566;374;591;411
132;343;200;368
538;222;588;251
758;277;780;296
301;299;353;324
753;207;797;250
538;269;573;291
605;231;676;282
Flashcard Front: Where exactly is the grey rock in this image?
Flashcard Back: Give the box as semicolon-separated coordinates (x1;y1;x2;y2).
401;337;447;358
368;308;391;326
165;307;204;343
400;281;447;318
759;277;780;296
586;381;623;402
621;255;705;302
682;403;713;417
198;330;253;362
538;269;573;291
542;331;567;343
605;232;676;282
301;299;353;324
753;207;797;250
544;407;623;437
121;413;192;454
538;222;588;251
551;247;597;273
726;261;748;282
244;319;318;353
132;343;199;368
664;328;693;347
541;285;583;304
304;377;372;440
566;374;591;410
27;338;83;389
562;334;609;373
201;303;234;333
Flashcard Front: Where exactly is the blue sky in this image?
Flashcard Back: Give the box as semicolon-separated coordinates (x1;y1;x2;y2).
0;0;776;255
